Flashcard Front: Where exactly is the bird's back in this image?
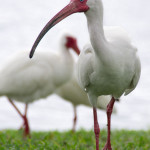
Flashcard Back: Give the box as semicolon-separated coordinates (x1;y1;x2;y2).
104;26;131;47
78;26;141;99
0;50;72;103
104;26;141;97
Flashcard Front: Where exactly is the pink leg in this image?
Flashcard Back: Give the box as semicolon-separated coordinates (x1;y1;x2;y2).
8;99;30;137
23;104;30;137
8;98;23;118
72;106;77;132
103;97;115;150
93;107;100;150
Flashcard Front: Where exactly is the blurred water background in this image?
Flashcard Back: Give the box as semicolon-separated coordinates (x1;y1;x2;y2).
0;0;150;131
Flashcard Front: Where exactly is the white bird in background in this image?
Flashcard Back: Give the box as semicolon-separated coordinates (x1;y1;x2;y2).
29;0;141;149
0;33;80;137
56;66;117;132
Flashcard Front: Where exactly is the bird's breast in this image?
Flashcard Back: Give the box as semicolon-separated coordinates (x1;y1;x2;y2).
88;66;132;98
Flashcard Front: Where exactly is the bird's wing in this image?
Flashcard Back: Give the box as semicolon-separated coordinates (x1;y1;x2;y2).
0;51;56;99
124;55;141;95
77;43;94;90
104;26;141;96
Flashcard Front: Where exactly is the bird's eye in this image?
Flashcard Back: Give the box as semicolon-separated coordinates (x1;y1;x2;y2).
80;0;84;2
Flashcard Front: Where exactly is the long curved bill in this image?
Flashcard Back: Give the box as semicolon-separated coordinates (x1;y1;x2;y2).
29;1;89;58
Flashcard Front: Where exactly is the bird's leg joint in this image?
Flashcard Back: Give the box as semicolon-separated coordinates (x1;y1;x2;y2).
106;97;115;116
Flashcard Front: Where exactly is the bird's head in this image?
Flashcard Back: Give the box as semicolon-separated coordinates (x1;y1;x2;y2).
65;36;80;55
29;0;91;58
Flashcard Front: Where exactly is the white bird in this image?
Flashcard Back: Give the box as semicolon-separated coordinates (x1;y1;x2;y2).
29;0;141;149
0;33;80;136
55;65;117;132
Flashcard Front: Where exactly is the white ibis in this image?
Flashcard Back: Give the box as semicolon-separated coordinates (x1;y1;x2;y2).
56;68;117;132
0;33;80;137
29;0;141;149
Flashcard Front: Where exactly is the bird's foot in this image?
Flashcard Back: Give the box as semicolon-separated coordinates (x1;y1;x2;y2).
23;115;30;138
103;143;112;150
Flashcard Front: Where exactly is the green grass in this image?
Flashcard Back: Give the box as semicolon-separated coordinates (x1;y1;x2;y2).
0;129;150;150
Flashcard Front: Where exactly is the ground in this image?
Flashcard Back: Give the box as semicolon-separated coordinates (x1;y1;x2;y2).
0;129;150;150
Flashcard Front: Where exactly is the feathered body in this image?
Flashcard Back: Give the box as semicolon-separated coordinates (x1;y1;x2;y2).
0;34;77;103
28;0;141;148
28;0;141;110
56;68;117;112
77;0;141;106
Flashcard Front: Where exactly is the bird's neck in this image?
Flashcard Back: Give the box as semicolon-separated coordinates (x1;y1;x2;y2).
85;4;109;57
53;47;74;86
60;47;74;73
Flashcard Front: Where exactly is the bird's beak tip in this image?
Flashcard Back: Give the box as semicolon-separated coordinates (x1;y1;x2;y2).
29;53;33;59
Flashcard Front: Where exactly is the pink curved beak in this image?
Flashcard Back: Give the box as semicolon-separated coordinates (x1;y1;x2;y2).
29;0;89;58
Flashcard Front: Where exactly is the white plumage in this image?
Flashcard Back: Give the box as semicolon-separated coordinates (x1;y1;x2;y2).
56;66;117;131
0;50;72;103
56;77;114;109
29;0;141;149
0;33;80;136
0;39;75;102
78;26;141;104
